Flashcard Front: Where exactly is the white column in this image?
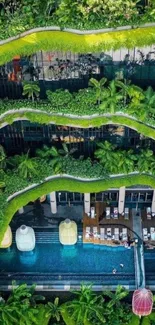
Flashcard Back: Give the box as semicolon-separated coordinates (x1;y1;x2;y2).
50;191;57;214
18;207;24;214
84;193;90;214
151;190;155;213
118;186;125;214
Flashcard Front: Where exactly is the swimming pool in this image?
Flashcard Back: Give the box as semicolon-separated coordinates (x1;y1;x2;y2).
0;242;135;285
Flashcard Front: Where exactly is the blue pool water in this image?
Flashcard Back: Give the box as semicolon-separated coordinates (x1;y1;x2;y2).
0;243;134;275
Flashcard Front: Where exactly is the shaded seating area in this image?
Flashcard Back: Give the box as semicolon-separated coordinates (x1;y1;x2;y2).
59;219;77;245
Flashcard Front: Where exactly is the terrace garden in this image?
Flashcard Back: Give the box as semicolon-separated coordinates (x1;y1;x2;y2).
1;140;155;243
1;79;155;139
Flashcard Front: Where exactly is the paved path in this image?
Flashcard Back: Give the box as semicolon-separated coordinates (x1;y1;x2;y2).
132;208;145;288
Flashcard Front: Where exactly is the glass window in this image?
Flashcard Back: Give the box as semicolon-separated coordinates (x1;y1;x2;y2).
95;193;103;201
139;193;145;202
111;192;118;201
125;192;132;202
132;193;138;202
146;192;153;202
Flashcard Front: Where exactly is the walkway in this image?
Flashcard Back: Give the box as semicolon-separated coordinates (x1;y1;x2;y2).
132;208;145;288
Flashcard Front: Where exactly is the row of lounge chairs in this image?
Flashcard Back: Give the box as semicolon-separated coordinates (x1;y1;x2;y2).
106;207;129;220
143;227;155;241
85;226;128;241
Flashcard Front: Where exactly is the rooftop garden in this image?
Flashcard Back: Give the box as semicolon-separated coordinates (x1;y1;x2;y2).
1;141;155;243
1;79;155;139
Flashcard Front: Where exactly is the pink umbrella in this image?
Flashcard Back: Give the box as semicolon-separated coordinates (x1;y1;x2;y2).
132;288;153;316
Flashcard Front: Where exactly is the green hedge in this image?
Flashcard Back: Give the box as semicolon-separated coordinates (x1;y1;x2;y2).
1;27;155;65
1;173;155;244
1;109;155;140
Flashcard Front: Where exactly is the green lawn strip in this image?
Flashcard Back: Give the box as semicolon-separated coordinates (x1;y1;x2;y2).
1;27;155;65
1;173;155;244
1;110;155;139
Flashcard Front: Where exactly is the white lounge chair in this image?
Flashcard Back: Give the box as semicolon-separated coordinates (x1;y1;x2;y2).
124;207;129;220
93;227;98;238
85;227;90;239
150;227;155;240
91;207;95;218
106;207;110;219
147;207;151;220
113;207;118;219
114;228;119;240
143;228;148;241
122;228;128;241
100;228;105;240
107;228;112;240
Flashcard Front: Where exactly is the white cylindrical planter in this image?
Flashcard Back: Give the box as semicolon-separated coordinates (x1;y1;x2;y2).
15;225;35;251
18;207;24;214
50;191;57;214
84;193;90;214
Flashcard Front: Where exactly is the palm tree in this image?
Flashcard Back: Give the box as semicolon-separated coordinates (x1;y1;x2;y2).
8;151;38;179
103;285;128;309
22;81;40;102
137;149;155;173
117;149;137;174
144;86;155;116
63;284;105;325
45;298;61;322
36;144;76;174
100;80;123;113
89;77;107;105
95;141;119;173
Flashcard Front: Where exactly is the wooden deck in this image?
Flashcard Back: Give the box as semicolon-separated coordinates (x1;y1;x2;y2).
141;208;155;245
83;202;133;246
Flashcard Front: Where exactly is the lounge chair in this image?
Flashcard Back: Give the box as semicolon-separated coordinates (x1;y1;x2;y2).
93;227;98;238
107;228;112;240
143;228;148;241
122;228;128;241
85;227;91;239
147;207;151;220
91;207;95;218
124;207;129;220
113;207;118;219
100;228;105;240
114;228;119;240
106;207;110;219
150;227;155;240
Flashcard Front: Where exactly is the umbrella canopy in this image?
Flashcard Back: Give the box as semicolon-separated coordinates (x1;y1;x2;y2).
132;288;153;316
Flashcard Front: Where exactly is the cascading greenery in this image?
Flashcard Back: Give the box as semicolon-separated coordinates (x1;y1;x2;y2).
2;25;155;65
1;80;155;139
1;142;155;242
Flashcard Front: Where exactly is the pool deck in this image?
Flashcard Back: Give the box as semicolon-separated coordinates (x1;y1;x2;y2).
83;202;133;246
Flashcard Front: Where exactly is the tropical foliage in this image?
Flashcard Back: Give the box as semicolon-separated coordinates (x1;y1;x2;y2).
0;0;155;41
1;80;155;129
1;283;155;325
22;82;40;102
1;141;155;241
